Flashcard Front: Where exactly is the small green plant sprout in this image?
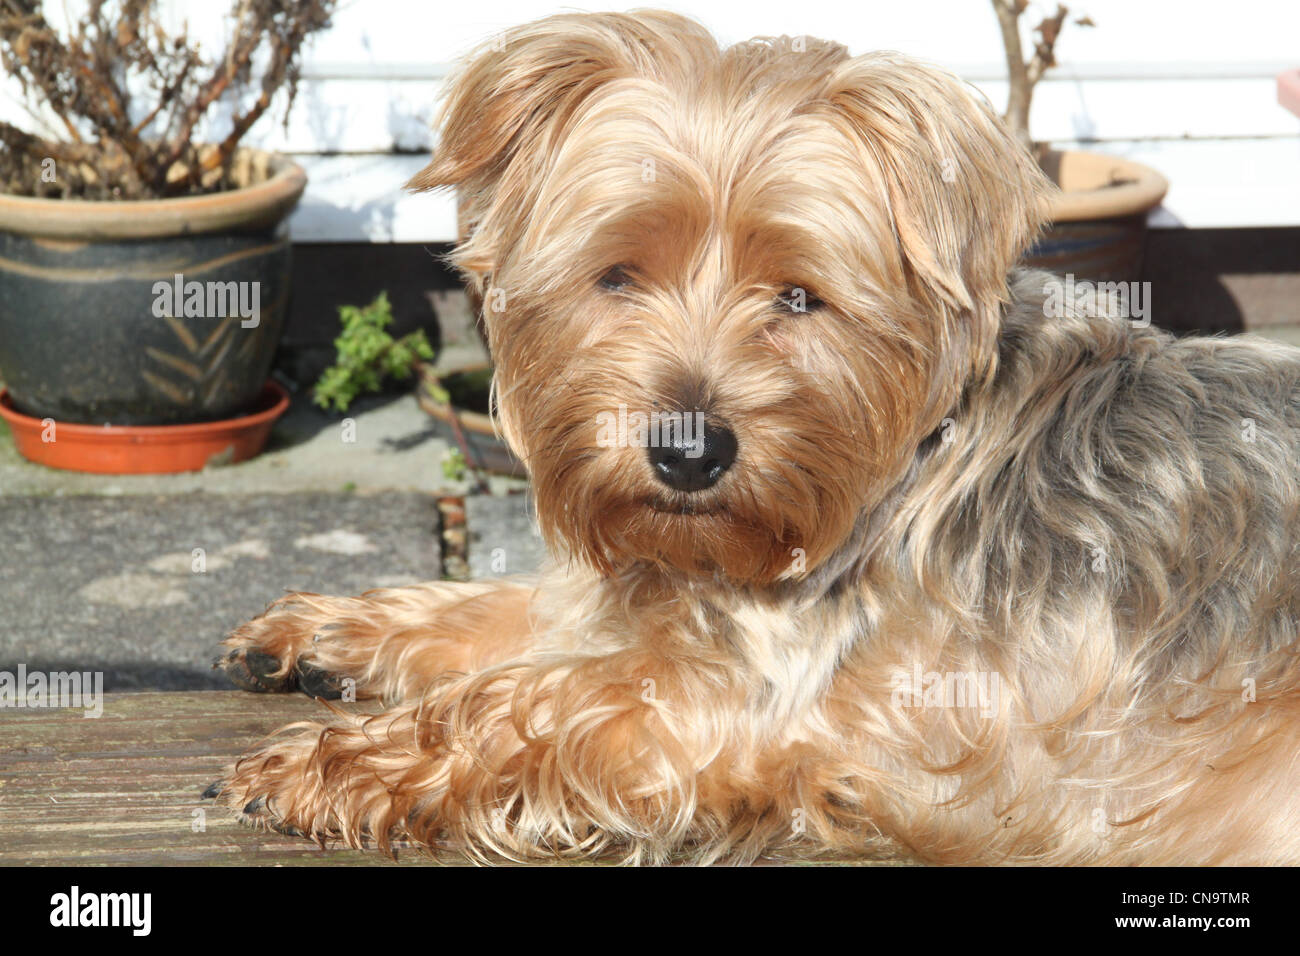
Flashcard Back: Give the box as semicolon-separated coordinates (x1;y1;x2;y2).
441;448;468;483
313;292;434;412
424;379;451;405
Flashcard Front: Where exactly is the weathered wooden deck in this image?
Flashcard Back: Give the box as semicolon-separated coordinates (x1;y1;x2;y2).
1;691;907;866
0;692;438;866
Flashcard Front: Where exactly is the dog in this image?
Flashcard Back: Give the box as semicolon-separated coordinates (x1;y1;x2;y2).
211;10;1300;864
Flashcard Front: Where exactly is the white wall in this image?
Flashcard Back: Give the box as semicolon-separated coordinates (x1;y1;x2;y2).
4;1;1299;238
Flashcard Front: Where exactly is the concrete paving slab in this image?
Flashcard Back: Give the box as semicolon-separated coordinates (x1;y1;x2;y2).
0;375;543;690
466;492;548;578
0;492;440;690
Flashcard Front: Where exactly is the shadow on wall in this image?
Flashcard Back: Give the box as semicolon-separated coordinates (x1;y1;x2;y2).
276;242;460;389
1143;227;1300;336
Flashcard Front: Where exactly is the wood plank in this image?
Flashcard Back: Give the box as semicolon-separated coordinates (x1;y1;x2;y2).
6;74;1274;156
1116;137;1300;229
0;690;908;865
286;153;457;243
106;75;1292;155
0;691;443;866
280;137;1300;244
0;138;1289;240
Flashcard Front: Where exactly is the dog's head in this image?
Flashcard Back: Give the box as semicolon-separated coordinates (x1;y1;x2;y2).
410;10;1050;584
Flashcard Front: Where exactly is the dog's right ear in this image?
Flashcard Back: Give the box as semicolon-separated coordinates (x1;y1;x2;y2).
405;24;613;278
407;27;615;196
407;12;700;280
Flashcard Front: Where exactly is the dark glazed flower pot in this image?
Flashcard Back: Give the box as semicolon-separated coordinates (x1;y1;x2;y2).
0;149;305;425
1024;149;1169;284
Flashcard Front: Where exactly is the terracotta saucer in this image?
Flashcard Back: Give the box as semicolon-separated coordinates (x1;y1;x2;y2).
0;381;289;474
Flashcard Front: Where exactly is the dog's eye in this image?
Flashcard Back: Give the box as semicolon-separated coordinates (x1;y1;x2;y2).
776;286;823;314
598;266;633;292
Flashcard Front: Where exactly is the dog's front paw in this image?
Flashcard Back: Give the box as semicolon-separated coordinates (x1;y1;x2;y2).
201;784;306;837
205;732;340;842
218;593;345;697
215;647;297;693
294;658;347;699
206;718;424;851
215;646;346;698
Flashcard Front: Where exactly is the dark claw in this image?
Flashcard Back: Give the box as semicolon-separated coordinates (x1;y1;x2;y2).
295;660;345;700
221;649;296;694
238;796;301;837
201;781;223;800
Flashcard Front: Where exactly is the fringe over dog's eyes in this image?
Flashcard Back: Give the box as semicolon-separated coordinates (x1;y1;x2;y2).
595;268;824;313
776;286;824;314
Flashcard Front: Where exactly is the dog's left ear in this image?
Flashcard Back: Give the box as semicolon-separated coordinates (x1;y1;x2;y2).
826;54;1052;376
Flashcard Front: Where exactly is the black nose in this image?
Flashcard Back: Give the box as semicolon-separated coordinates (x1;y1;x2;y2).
647;419;737;492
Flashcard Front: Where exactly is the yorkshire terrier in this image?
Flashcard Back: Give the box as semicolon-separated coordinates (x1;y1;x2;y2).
211;11;1300;864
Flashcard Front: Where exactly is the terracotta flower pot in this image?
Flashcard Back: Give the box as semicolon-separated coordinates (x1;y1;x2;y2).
0;148;305;426
1025;149;1169;283
416;362;525;477
0;380;289;474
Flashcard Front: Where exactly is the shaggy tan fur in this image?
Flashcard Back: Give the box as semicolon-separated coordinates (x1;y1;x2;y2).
213;11;1300;864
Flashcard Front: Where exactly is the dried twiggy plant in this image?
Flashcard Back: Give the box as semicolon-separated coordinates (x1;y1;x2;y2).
0;0;334;199
991;0;1094;151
